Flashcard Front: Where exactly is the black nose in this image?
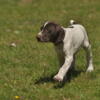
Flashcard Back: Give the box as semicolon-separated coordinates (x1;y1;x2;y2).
36;35;41;41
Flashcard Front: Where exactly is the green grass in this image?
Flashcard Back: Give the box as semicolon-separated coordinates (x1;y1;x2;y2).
0;0;100;100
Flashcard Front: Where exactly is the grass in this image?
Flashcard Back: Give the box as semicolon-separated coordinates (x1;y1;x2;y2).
0;0;100;100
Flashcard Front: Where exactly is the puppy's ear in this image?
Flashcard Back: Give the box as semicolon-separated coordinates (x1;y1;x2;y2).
40;20;49;30
55;25;65;45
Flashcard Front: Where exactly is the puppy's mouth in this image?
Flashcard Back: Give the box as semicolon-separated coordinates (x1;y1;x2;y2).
36;35;42;42
36;35;49;42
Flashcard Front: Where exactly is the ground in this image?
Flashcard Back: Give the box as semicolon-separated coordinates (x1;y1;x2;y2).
0;0;100;100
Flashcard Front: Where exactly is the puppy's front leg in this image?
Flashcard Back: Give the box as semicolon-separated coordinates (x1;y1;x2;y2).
54;55;73;82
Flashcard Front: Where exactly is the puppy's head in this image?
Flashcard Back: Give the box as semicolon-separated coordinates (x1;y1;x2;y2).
36;21;65;45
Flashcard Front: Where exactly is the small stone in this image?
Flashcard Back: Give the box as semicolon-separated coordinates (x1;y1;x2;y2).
10;43;16;47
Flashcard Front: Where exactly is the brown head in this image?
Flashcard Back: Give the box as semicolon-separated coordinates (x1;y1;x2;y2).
36;21;65;45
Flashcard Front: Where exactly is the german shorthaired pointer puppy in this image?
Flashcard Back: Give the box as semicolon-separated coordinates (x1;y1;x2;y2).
36;20;94;82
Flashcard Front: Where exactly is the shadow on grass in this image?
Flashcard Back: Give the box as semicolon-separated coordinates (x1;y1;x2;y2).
34;70;83;88
34;73;55;84
54;70;83;89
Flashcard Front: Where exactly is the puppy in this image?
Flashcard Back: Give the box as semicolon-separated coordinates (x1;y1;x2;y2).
36;20;94;82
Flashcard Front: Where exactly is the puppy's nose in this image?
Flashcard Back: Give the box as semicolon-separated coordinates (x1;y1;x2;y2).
36;35;41;41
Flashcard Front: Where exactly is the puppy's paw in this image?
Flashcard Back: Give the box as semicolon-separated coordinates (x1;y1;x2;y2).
53;75;63;82
86;66;94;72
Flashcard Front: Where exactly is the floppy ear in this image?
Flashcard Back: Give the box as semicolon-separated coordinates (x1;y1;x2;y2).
40;21;49;30
55;25;65;45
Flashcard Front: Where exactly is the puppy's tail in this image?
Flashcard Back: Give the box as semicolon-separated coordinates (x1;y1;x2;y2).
70;20;77;25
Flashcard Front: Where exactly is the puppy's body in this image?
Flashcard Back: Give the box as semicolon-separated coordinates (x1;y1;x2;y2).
55;25;86;66
37;20;94;82
63;24;88;55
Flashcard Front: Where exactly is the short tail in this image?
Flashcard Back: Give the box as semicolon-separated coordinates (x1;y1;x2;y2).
70;20;77;25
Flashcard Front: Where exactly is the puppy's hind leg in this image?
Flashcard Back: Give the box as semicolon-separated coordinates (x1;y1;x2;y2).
83;41;94;72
